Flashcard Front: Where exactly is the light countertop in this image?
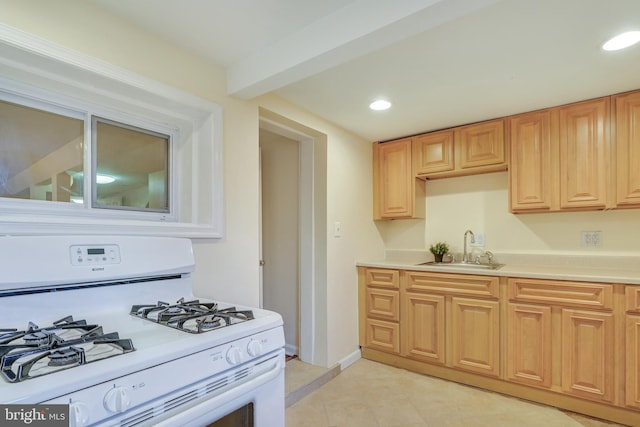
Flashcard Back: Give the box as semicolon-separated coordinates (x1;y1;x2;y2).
357;252;640;285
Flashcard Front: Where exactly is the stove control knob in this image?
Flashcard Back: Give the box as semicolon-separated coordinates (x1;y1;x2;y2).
226;346;243;365
104;386;132;413
69;401;90;427
247;339;263;357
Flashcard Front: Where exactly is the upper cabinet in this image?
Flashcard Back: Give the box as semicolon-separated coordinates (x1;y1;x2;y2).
412;130;455;175
413;119;507;178
558;98;610;210
508;110;553;211
509;96;611;213
373;118;507;220
456;119;507;171
375;88;640;218
614;90;640;208
373;138;425;220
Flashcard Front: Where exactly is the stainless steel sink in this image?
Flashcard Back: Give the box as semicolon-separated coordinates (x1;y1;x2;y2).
419;261;504;271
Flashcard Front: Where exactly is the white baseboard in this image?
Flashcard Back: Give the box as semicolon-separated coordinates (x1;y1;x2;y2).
285;343;299;356
338;348;361;370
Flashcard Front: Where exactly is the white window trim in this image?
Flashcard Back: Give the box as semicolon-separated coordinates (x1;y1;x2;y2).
0;24;224;238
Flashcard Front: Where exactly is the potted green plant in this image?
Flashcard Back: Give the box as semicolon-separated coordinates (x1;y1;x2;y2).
429;242;449;263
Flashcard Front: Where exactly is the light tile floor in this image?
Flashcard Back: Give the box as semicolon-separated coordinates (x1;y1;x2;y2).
285;358;629;427
285;359;333;396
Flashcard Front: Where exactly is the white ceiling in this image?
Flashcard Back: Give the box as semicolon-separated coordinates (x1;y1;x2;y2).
89;0;640;142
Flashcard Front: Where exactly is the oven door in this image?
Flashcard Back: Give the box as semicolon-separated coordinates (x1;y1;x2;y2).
141;349;284;427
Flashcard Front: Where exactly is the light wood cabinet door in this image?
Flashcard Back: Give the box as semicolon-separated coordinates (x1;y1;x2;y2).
506;303;552;388
373;139;425;220
509;96;612;213
413;119;507;179
365;318;400;354
413;131;454;175
451;297;500;377
561;308;614;403
456;119;506;170
558;98;610;210
402;292;445;364
626;314;640;409
509;110;553;212
615;90;640;208
374;138;413;219
366;288;399;322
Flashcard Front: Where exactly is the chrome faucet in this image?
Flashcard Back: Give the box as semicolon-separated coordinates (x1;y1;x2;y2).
463;230;475;263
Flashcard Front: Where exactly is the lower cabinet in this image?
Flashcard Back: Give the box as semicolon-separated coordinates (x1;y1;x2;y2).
506;303;552;388
626;315;640;409
402;292;445;364
361;267;400;354
561;308;615;403
401;271;500;377
507;278;617;405
625;286;640;409
450;297;500;377
506;303;617;404
358;267;640;425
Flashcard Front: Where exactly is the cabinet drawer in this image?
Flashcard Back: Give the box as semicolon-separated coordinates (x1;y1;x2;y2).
508;278;613;310
366;288;399;321
626;286;640;313
365;319;400;354
405;271;499;298
365;268;400;289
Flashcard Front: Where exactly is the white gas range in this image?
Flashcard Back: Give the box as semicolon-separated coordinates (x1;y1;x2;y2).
0;236;285;427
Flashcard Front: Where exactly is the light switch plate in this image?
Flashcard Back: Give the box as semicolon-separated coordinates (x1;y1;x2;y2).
334;221;341;238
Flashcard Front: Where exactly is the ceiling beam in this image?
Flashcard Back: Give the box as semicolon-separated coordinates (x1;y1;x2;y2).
227;0;499;99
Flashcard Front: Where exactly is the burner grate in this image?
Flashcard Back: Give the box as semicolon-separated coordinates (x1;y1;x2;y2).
0;316;135;383
130;297;254;333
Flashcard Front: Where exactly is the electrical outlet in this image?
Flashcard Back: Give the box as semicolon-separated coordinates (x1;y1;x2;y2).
581;231;602;247
470;233;485;247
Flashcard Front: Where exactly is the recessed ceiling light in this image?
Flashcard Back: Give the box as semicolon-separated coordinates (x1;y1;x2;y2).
369;99;391;111
602;31;640;51
96;175;116;184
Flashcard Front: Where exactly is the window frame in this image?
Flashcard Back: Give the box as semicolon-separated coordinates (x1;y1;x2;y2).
90;116;175;217
0;24;224;238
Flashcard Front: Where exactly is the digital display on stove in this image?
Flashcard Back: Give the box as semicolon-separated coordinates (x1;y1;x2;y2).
87;248;105;255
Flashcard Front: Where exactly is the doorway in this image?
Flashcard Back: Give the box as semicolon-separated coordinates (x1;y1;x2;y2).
259;128;300;356
258;113;327;366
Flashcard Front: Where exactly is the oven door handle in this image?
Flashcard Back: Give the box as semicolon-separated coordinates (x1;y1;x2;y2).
151;355;284;427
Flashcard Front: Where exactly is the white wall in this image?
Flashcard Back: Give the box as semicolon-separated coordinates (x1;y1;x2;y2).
379;171;640;257
0;0;386;367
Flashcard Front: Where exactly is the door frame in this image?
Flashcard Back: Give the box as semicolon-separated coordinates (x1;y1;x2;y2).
259;116;322;364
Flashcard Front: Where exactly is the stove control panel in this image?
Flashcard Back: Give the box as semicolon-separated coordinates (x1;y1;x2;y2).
70;244;121;266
